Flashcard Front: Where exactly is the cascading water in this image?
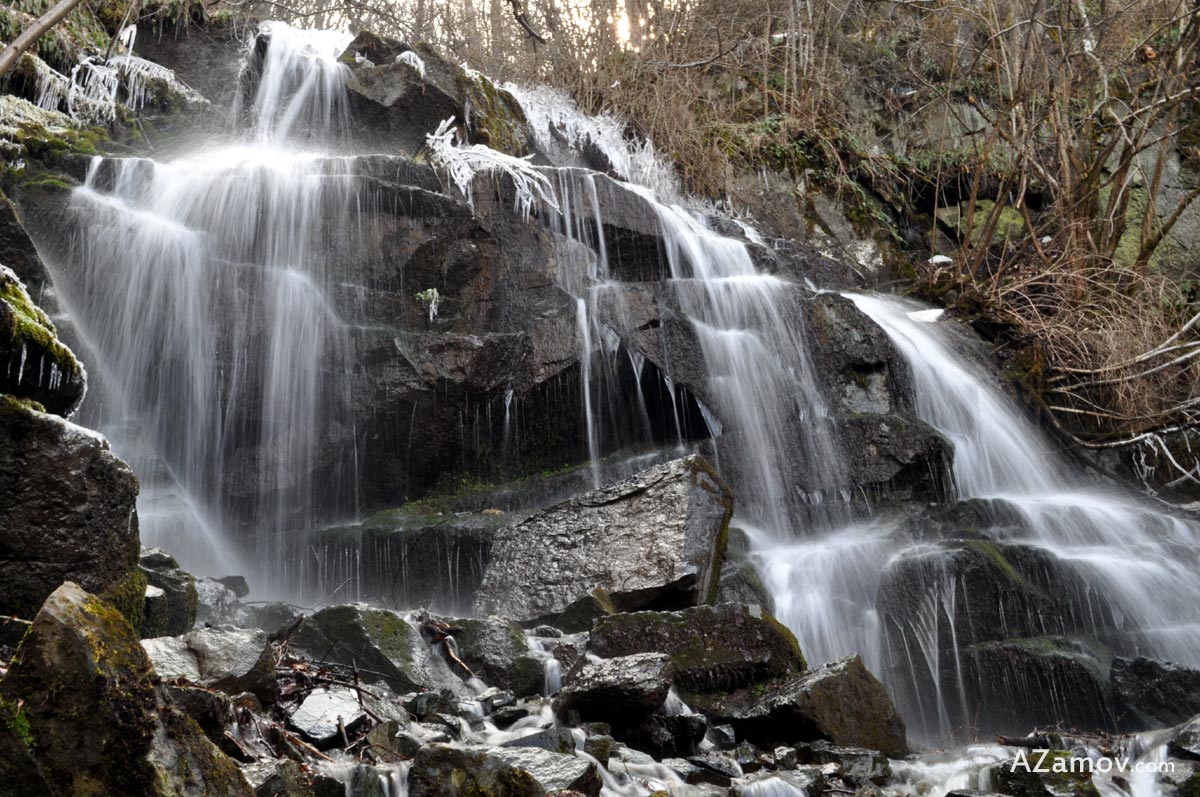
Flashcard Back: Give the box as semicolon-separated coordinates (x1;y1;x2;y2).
852;294;1200;656
51;24;358;590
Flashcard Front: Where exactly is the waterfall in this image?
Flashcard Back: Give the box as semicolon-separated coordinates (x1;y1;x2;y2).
48;24;360;591
852;294;1200;663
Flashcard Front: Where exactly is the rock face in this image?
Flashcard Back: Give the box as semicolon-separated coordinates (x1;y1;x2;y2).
474;455;733;623
590;603;806;692
485;746;603;796
553;652;675;724
687;655;907;757
0;582;251;797
0;264;85;415
0;395;140;620
1111;657;1200;729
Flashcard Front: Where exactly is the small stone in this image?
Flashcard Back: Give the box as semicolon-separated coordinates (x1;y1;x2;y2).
288;687;369;748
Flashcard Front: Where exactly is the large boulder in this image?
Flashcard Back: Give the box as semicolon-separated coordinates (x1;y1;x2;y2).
485;746;603;796
141;626;278;704
286;604;467;696
0;264;84;414
589;603;806;692
474;455;733;624
0;395;141;621
0;582;251;797
440;616;544;697
687;655;907;757
409;744;542;797
553;652;674;725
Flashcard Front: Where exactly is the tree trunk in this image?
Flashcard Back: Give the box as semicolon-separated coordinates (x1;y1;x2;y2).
0;0;88;81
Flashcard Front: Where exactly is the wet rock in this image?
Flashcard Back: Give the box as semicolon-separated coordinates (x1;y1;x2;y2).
501;726;579;754
0;264;85;415
196;575;250;626
243;759;345;797
163;684;235;745
837;414;951;505
1111;657;1200;729
1169;715;1200;761
0;582;251;797
248;601;303;634
619;712;709;758
956;637;1119;735
439;615;544;697
554;653;674;725
340;31;532;157
487;746;603;796
590;603;806;693
0;194;53;306
0;395;140;621
409;743;542;797
217;575;251;598
140;547;198;637
556;589;617;633
288;687;370;748
687;655;907;757
288;604;467;696
794;740;891;784
475;455;733;624
687;751;744;786
142;626;279;704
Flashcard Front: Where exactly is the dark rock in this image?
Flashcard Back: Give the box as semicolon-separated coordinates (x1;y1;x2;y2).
794;740;891;785
955;637;1119;736
409;744;542;797
441;615;544;697
687;655;907;757
217;575;251;598
475;455;733;623
619;712;708;758
590;603;806;693
164;684;235;745
1111;657;1200;729
0;193;54;307
288;605;466;696
248;602;303;634
686;751;744;786
491;704;534;728
140;547;198;637
0;395;140;621
556;589;617;633
0;582;251;797
837;414;951;504
554;653;674;725
0;264;85;415
339;32;532;156
583;734;613;762
535;625;564;638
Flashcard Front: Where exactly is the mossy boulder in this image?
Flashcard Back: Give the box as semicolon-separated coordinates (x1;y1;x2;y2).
0;264;85;415
0;395;139;620
439;616;544;697
287;605;467;696
0;582;251;796
409;743;543;797
685;654;907;757
590;603;806;693
553;652;674;725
